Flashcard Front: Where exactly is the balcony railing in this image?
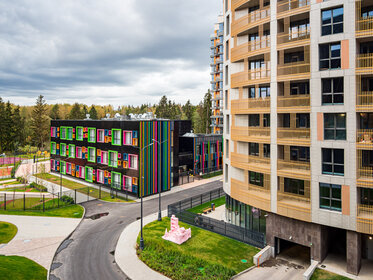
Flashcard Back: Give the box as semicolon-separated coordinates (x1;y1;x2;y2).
277;29;310;49
277;0;310;18
357;129;373;149
277;159;310;180
231;97;270;114
356;16;373;37
231;126;270;142
356;53;373;74
357;204;373;234
231;152;270;173
277;192;311;222
232;7;270;37
357;91;373;111
277;61;310;81
231;37;270;62
277;95;310;112
231;67;271;88
277;128;310;145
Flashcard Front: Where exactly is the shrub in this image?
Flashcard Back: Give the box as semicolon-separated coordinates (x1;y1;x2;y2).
60;195;74;205
29;182;47;192
16;177;27;184
10;161;22;178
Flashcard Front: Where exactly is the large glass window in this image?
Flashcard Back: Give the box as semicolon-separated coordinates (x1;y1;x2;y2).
97;129;105;143
360;188;373;206
109;151;118;168
124;176;132;190
60;143;66;156
67;127;73;140
51;142;56;154
249;171;263;187
290;81;309;95
76;127;83;141
284;51;304;63
296;113;310;128
284;178;305;195
112;129;121;146
249;143;259;156
320;43;341;70
324;113;346;140
320;183;342;211
263;144;270;158
322;77;344;104
85;167;93;182
321;7;343;35
249;114;260;126
88;128;96;143
129;154;138;170
60;127;66;140
97;169;104;183
290;146;310;162
322;148;344;176
88;147;96;163
101;151;108;165
76;146;82;158
263;114;270;127
69;144;75;158
112;172;121;189
123;131;132;145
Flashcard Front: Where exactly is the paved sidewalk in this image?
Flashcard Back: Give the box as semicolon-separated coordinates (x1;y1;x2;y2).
115;210;170;280
0;215;81;269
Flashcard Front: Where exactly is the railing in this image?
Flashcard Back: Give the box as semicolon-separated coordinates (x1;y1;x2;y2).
231;126;271;142
277;95;310;112
357;129;373;149
357;91;373;111
277;191;311;222
231;67;271;88
232;7;270;36
231;153;270;173
277;29;310;47
231;38;270;62
356;17;373;37
231;97;270;114
357;204;373;234
277;128;310;145
357;166;373;179
277;0;310;17
277;61;310;79
277;159;310;179
356;53;373;73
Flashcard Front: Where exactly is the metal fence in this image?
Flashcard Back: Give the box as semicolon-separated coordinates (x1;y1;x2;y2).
167;187;265;248
178;171;195;185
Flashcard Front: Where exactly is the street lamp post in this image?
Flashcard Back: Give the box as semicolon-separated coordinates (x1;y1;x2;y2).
140;142;154;251
152;138;168;222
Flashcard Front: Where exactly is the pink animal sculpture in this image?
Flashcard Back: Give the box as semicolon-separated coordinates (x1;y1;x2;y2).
162;215;191;245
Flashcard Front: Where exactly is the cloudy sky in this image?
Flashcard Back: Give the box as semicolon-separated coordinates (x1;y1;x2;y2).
0;0;222;106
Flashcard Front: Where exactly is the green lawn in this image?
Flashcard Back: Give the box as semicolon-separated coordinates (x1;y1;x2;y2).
0;178;14;182
1;186;40;192
1;181;21;186
137;217;259;280
311;269;352;280
187;196;226;214
0;256;47;280
0;204;84;218
201;170;223;179
0;222;18;243
37;173;133;202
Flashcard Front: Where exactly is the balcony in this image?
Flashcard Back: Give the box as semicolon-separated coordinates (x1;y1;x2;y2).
277;61;310;82
277;95;310;113
356;3;373;38
357;166;373;188
357;204;373;234
357;91;373;111
277;192;311;222
231;67;271;88
231;126;270;143
277;29;310;50
231;0;249;11
231;152;270;174
277;128;310;146
231;97;270;114
356;53;373;74
232;7;270;37
357;129;373;149
231;178;271;212
277;159;310;180
231;37;270;62
277;0;310;19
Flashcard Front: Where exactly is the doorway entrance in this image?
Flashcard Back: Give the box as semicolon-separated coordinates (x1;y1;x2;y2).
275;238;311;266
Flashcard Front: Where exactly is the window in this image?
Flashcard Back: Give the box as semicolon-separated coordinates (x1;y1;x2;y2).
85;167;93;182
225;40;229;61
51;142;56;154
60;127;66;140
320;43;341;70
51;127;57;138
79;166;85;179
88;147;96;163
249;171;263;187
60;143;66;156
362;6;373;18
360;188;373;206
60;161;66;174
97;129;105;143
281;114;290;128
112;172;121;189
249;87;256;98
112;129;121;146
322;7;343;36
129;154;138;170
76;127;83;141
249;143;259;156
296;113;310;128
322;148;344;176
67;127;73;140
76;147;82;159
263;144;270;158
322;77;344;104
124;176;132;190
69;144;75;158
289;19;310;38
324;113;346;140
226;15;230;36
284;51;304;63
88;128;96;143
97;169;104;184
284;178;304;195
263;114;270;127
225;140;229;159
320;183;342;211
290;146;310;162
226;114;230;134
101;151;108;165
66;163;72;174
259;87;270;98
249;114;260;126
109;151;118;168
225;65;229;85
290;82;309;95
249;59;265;70
123;131;132;145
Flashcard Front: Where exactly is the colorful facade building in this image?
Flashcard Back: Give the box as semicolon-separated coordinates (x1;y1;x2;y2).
224;0;373;275
210;15;224;134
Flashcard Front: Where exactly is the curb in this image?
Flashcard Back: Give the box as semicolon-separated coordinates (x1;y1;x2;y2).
47;204;86;280
230;265;257;280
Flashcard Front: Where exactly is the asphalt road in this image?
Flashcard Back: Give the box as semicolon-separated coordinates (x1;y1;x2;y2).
50;179;223;280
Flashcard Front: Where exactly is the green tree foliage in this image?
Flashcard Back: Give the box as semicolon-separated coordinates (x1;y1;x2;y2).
0;98;5;152
82;105;88;118
182;100;194;121
50;104;61;120
12;106;25;147
31;95;49;150
191;90;212;134
89;105;98;119
155;96;181;119
3;101;14;151
68;103;83;119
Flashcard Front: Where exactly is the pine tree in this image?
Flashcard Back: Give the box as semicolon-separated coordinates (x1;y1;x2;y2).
202;90;212;134
12;106;25;147
82;105;88;118
3;101;14;151
182;100;194;121
69;103;82;119
50;104;61;120
155;95;168;118
31;95;49;150
89;105;98;119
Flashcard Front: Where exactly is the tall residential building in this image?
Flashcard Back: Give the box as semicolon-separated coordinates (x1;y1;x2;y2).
210;16;224;134
223;0;373;275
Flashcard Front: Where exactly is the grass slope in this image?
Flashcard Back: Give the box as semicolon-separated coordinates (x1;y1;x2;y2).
0;256;47;280
0;222;18;243
137;217;259;280
311;269;352;280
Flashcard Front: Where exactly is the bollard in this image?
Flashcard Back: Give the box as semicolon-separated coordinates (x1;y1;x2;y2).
43;195;45;212
23;194;26;211
74;189;77;204
4;194;6;211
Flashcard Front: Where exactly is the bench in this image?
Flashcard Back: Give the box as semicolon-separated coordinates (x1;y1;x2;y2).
202;208;212;214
